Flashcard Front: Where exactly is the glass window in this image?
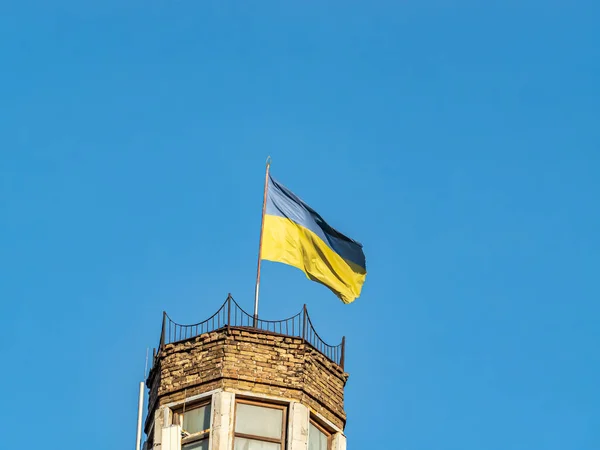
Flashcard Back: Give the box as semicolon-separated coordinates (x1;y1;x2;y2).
308;419;330;450
234;400;286;450
182;403;211;435
235;403;283;439
182;439;209;450
176;400;212;450
234;437;281;450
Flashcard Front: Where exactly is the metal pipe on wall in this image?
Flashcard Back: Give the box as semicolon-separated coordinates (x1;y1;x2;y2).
135;381;144;450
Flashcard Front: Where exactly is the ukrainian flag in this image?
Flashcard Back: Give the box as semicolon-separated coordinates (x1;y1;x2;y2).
261;174;366;304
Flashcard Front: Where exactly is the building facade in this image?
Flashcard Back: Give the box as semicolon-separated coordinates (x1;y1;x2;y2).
144;296;349;450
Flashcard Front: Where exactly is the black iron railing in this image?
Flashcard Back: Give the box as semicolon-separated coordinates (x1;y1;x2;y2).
154;295;345;369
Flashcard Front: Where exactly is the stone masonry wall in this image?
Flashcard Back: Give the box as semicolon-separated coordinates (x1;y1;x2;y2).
146;327;348;430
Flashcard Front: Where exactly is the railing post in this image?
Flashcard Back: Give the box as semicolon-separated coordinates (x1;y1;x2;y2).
160;311;166;349
340;336;346;370
227;294;232;333
302;304;307;341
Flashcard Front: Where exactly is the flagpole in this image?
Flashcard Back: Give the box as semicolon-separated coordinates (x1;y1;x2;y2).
254;157;271;327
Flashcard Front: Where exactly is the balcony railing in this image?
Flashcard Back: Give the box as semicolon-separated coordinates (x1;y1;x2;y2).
153;295;345;369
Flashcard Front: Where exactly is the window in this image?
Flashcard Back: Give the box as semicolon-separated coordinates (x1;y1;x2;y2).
174;401;212;450
308;419;331;450
234;399;287;450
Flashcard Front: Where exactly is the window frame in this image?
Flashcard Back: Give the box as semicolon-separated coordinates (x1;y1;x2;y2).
308;417;332;450
233;398;288;449
172;399;212;448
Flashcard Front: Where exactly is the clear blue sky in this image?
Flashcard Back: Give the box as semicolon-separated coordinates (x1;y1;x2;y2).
1;2;599;449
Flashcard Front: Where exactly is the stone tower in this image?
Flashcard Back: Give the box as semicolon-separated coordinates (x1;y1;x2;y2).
143;295;348;450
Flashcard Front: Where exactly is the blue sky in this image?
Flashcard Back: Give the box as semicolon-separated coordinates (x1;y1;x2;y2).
1;2;599;449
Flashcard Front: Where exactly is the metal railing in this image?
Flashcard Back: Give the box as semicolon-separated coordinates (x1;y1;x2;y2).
154;295;345;369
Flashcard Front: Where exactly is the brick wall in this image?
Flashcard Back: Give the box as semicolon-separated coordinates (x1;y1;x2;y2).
146;327;348;430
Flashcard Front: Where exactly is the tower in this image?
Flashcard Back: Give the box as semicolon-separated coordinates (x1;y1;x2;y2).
143;296;349;450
